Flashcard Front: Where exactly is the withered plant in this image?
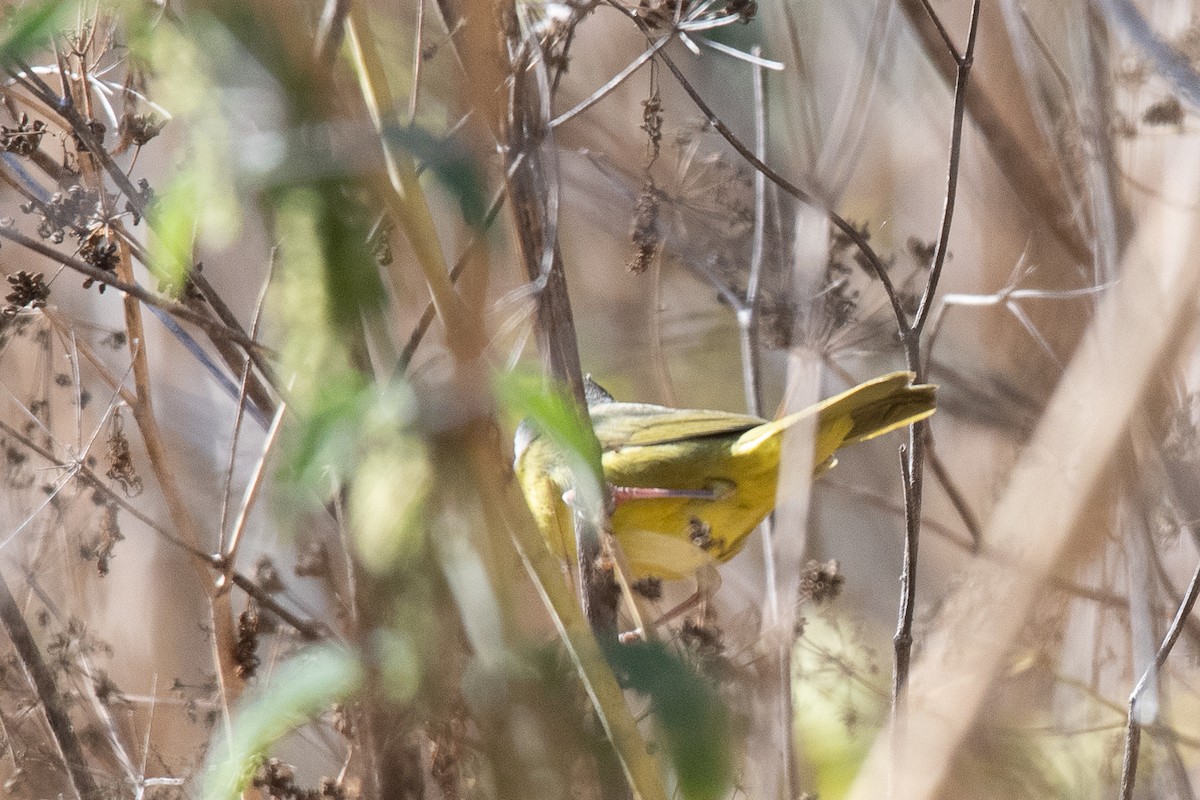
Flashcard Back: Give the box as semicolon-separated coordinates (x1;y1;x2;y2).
0;2;1198;800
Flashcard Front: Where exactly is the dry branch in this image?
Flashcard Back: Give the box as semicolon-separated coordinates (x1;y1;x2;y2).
847;151;1200;800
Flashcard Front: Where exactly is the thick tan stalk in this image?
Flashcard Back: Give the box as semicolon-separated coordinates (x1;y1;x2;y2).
69;46;244;713
112;235;244;713
846;148;1200;800
345;7;486;364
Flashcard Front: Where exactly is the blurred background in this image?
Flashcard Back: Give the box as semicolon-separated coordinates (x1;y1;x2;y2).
0;0;1198;798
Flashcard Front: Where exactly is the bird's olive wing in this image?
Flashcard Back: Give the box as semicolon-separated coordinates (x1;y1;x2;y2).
589;401;764;450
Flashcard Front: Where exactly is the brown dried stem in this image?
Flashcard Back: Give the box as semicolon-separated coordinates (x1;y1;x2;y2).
103;174;244;722
897;0;1092;263
0;415;327;642
1118;556;1200;800
504;32;617;636
891;2;981;757
0;569;104;800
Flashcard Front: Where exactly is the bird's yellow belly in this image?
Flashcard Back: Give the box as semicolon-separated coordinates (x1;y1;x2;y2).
604;437;781;568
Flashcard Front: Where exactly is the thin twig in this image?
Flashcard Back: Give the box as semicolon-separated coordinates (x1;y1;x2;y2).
897;1;1092;263
925;431;982;552
41;309;139;408
218;399;289;584
0;224;270;353
71;48;245;716
5;62;279;401
407;0;426;124
1118;555;1200;800
183;271;282;402
891;1;981;759
738;45;767;418
505;32;616;634
916;0;960;62
0;567;104;800
397;183;507;372
550;35;674;129
891;442;916;770
741;59;796;796
603;0;910;332
109;218;282;413
219;249;277;548
314;0;352;65
911;0;981;335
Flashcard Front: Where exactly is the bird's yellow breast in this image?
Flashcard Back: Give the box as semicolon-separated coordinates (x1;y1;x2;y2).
603;434;783;570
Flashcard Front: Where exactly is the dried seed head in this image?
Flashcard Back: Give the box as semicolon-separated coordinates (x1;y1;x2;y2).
628;179;662;274
105;411;143;497
1142;96;1184;128
799;559;844;605
115;112;166;154
234;602;261;679
0;114;46;156
3;270;49;316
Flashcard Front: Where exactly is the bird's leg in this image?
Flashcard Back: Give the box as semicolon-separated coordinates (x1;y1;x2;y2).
618;564;724;643
615;479;736;504
561;485;724;506
647;564;723;629
612;486;723;502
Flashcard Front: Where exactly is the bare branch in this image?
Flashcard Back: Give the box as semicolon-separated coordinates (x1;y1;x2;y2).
0;569;104;800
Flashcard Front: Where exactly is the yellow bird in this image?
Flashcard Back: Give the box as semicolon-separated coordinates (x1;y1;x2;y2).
514;371;936;579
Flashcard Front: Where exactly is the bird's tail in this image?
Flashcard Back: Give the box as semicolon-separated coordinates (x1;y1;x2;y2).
732;371;936;466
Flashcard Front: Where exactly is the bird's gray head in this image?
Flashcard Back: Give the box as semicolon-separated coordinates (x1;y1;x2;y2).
513;375;612;466
513;418;539;466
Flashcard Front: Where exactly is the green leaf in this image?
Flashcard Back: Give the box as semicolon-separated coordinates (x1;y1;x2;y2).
495;370;602;482
0;1;68;66
202;646;364;800
277;374;369;489
603;640;731;800
384;125;487;229
266;183;387;337
269;186;386;493
310;180;387;328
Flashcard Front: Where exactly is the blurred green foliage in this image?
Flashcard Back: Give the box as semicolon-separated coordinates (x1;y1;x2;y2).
605;639;732;800
495;370;603;484
203;646;370;800
385;125;488;229
0;0;70;66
